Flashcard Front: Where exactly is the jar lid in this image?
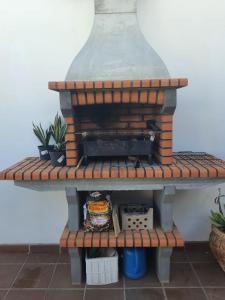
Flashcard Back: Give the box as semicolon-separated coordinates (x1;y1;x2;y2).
88;191;106;201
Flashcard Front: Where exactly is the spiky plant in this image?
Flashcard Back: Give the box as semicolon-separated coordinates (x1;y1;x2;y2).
210;189;225;232
33;123;51;147
210;211;225;232
50;113;67;151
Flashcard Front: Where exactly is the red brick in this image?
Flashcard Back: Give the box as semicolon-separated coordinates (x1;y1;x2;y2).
94;81;103;89
95;92;104;104
129;122;146;129
66;81;76;89
179;78;188;87
85;81;94;89
114;91;121;103
156;122;173;131
140;91;148;103
66;159;78;167
159;132;173;140
122;91;130;103
158;147;173;156
123;80;131;88
142;79;151;87
130;91;139;103
64;117;74;124
151;79;160;87
65;133;76;142
158;140;172;148
66;142;77;150
170;79;179;87
66;150;78;159
119;115;142;122
160;79;170;87
86;92;95;104
157;91;164;105
67;167;77;178
156;115;173;122
104;91;113;103
66;125;76;133
104;81;113;88
58;82;67;90
77;93;86;105
75;81;85;89
114;81;122;88
72;94;78;105
149;91;157;104
133;80;141;87
125;231;134;247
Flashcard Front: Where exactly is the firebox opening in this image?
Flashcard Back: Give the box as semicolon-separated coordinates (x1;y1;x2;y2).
70;103;172;166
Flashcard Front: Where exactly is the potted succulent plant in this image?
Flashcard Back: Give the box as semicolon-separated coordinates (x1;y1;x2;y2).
33;122;53;160
209;188;225;272
49;113;67;167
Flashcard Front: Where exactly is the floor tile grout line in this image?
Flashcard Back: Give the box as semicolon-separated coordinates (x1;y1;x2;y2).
8;287;85;291
159;271;168;300
161;284;168;300
123;276;126;300
189;261;210;300
83;283;87;300
2;254;29;300
43;254;60;300
86;287;124;290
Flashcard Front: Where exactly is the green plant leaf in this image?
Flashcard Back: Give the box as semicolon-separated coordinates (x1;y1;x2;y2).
51;113;67;151
33;122;51;147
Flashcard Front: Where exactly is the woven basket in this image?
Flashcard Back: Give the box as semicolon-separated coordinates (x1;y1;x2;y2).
209;226;225;272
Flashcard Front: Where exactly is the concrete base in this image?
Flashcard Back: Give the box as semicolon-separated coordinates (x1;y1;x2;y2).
14;178;225;284
66;187;81;232
155;247;173;283
153;186;175;231
69;248;83;285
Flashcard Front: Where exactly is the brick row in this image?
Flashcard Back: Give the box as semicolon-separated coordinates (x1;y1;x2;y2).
2;153;225;181
72;90;165;106
49;78;188;91
64;116;80;166
59;226;184;248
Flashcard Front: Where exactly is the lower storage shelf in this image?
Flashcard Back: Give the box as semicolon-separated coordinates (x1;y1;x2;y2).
60;226;184;248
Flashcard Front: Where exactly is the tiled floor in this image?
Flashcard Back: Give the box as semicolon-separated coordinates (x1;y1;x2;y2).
0;244;225;300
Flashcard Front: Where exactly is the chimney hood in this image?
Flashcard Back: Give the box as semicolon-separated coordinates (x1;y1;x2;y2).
66;0;170;81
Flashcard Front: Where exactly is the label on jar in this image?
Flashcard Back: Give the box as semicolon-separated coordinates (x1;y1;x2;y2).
87;201;109;214
90;215;109;226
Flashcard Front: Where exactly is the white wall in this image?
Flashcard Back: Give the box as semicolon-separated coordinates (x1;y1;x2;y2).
0;0;225;243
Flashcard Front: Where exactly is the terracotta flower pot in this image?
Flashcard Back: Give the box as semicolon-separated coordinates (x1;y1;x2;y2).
209;226;225;272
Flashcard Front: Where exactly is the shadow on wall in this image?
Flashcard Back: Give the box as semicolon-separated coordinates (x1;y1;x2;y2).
173;185;225;241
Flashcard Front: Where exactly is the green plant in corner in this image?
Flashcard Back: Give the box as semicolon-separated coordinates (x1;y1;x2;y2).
210;188;225;232
209;188;225;272
33;123;51;147
50;113;67;151
210;210;225;232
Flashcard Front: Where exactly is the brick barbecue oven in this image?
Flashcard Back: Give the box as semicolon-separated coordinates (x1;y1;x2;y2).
2;0;225;286
49;0;188;167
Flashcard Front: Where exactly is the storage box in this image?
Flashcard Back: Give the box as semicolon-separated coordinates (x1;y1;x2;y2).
120;204;153;230
85;248;118;285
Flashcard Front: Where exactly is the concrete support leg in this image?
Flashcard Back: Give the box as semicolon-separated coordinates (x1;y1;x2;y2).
153;186;176;231
69;248;83;284
66;187;80;232
155;247;173;283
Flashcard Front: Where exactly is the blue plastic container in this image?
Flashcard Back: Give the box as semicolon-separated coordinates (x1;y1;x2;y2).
123;248;147;280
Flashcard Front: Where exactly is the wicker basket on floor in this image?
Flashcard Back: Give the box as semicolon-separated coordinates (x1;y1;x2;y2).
209;226;225;272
